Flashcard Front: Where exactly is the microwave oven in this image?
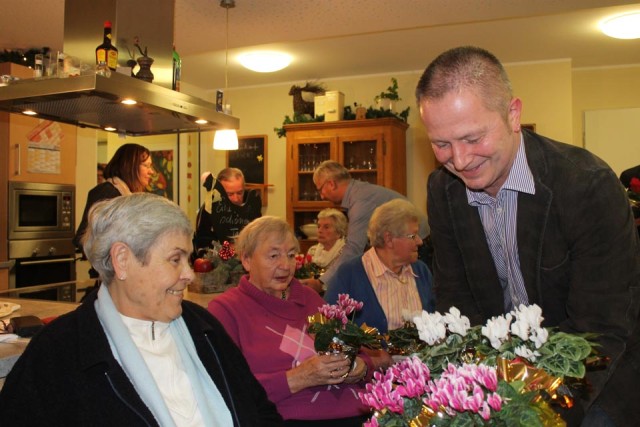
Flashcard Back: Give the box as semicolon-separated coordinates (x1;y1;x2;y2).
8;182;75;241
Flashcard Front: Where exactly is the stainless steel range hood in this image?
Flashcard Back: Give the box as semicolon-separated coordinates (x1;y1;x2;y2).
0;72;238;136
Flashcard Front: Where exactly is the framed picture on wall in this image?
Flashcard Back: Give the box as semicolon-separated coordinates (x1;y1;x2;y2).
227;135;269;205
147;140;178;202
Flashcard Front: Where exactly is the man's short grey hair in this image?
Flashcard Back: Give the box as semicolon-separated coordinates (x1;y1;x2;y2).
317;208;348;238
368;199;421;248
235;216;299;258
217;167;245;183
415;46;513;116
82;193;192;285
313;160;351;184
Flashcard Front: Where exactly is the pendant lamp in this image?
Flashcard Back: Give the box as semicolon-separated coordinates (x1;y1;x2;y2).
213;0;238;150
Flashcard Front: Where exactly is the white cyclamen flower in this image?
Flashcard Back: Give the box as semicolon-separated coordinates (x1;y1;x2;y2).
413;310;447;345
510;318;530;341
513;304;544;330
481;313;513;349
443;307;471;336
529;326;549;348
514;345;541;362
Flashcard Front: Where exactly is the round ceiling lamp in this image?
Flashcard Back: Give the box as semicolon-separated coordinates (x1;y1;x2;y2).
238;51;292;73
600;12;640;39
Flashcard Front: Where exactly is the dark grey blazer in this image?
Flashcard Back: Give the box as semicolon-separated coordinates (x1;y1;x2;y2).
427;129;640;425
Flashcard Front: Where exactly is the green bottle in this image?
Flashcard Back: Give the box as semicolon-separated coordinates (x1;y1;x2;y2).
172;45;181;91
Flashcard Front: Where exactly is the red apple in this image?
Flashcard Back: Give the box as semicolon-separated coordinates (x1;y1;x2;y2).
193;258;213;273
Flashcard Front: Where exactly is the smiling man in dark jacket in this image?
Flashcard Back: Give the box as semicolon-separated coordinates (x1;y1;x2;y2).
416;46;640;426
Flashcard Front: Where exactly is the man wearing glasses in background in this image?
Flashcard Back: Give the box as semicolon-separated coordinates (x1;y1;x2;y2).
313;160;428;292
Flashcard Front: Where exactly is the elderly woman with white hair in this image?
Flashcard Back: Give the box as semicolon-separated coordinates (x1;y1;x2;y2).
301;208;348;293
325;198;435;334
208;216;373;427
0;193;282;426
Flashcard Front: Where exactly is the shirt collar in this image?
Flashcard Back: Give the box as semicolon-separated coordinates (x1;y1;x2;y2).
365;247;417;279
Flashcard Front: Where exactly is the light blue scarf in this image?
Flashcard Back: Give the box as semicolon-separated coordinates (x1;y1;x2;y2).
95;284;233;426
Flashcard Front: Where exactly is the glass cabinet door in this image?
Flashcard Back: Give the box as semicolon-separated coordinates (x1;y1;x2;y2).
338;134;381;185
292;139;334;204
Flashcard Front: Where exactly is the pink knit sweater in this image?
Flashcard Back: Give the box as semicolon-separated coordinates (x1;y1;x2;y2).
208;276;370;421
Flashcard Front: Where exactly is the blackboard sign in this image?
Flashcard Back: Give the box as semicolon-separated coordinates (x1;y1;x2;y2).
227;135;267;185
227;135;269;205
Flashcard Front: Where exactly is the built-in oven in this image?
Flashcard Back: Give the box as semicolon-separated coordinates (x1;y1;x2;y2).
7;182;76;301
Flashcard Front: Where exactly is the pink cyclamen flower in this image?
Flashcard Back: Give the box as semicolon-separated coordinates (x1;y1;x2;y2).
359;376;405;413
487;392;502;412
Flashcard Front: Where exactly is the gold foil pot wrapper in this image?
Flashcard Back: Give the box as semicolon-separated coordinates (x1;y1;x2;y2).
308;312;330;326
497;357;567;427
409;405;438;427
497;357;563;397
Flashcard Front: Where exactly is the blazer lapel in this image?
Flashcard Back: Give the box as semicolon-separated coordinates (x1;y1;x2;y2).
517;133;552;305
446;179;505;318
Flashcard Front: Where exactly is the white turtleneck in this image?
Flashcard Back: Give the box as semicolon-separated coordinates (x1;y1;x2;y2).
120;315;204;427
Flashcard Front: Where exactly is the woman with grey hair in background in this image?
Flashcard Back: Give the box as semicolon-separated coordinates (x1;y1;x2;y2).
325;198;435;335
0;193;282;426
301;208;348;293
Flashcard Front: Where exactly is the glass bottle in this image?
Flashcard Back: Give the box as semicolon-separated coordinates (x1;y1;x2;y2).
172;45;181;91
95;20;118;71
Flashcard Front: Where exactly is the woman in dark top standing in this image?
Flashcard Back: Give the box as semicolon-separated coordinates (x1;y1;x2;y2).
74;143;154;281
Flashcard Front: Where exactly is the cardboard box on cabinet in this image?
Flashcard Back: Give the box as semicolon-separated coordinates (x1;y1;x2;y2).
324;91;344;121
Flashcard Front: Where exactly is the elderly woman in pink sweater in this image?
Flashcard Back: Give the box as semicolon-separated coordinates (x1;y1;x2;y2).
208;216;373;427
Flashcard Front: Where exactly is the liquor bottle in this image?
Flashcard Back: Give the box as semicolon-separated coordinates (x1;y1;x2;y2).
172;45;181;91
95;20;118;71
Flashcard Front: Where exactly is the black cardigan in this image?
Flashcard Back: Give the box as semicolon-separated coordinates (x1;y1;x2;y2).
0;291;283;426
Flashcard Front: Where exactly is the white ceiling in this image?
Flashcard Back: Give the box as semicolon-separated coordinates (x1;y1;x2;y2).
1;0;640;91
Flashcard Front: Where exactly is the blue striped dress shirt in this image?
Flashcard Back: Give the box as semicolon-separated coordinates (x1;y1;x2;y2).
466;136;535;312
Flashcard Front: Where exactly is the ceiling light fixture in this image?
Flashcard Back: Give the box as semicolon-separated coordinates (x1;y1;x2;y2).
600;12;640;39
213;0;239;150
239;51;292;73
22;110;37;116
121;98;137;105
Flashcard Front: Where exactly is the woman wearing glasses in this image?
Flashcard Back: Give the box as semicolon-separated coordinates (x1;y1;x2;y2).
324;199;435;334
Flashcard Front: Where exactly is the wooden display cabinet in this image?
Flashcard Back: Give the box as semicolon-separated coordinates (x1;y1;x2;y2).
285;118;408;250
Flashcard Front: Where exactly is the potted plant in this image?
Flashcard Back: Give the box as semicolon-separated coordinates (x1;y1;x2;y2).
375;77;400;111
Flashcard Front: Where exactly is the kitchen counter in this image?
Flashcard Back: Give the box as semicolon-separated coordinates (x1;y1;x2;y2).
0;289;223;388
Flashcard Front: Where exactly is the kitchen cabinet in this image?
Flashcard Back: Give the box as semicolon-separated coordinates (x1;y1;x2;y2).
0;62;77;186
5;114;77;185
284;118;408;252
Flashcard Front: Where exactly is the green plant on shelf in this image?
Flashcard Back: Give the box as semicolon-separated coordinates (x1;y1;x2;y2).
375;77;401;102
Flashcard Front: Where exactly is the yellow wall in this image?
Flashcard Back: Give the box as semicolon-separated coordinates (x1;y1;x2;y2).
195;61;580;220
149;61;640;225
572;65;640;148
506;60;573;144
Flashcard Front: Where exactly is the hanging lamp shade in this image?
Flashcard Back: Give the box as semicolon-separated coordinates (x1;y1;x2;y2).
213;129;239;150
213;0;238;150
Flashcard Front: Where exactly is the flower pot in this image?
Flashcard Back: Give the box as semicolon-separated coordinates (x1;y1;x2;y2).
321;336;357;377
376;97;394;111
